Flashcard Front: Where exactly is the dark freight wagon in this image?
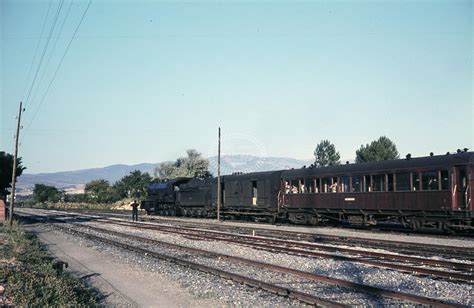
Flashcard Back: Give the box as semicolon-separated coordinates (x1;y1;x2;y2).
209;171;283;222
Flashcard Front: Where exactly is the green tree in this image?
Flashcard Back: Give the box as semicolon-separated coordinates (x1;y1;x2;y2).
355;136;400;163
154;149;212;180
84;179;114;203
313;140;341;167
0;151;26;199
114;170;152;200
33;184;61;203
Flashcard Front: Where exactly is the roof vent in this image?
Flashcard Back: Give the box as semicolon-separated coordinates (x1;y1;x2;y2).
446;152;450;155
464;148;469;152
429;152;434;157
346;161;349;164
406;153;411;160
457;149;462;154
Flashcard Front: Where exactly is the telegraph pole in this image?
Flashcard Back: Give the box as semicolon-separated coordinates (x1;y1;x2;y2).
217;127;221;222
9;102;23;226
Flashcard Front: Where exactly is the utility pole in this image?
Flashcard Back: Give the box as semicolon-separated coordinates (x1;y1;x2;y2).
217;127;221;222
9;102;23;226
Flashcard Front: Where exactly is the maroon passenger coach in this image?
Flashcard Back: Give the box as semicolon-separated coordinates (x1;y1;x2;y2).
280;152;473;231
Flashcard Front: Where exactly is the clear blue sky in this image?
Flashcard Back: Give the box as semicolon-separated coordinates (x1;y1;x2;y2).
1;0;472;174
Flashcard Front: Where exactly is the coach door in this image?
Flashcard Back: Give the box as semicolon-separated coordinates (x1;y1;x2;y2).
455;166;468;210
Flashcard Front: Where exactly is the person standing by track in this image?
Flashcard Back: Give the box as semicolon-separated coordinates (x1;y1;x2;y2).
130;200;139;221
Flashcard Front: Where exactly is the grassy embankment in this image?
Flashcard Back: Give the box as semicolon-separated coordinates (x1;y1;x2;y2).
0;221;98;306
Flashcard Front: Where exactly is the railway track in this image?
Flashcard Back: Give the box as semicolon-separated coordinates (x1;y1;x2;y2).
19;212;467;307
19;209;474;282
142;217;474;261
98;219;474;283
61;224;344;306
16;211;472;306
54;207;474;260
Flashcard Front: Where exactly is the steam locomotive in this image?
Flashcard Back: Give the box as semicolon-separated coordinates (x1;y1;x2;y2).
141;151;474;232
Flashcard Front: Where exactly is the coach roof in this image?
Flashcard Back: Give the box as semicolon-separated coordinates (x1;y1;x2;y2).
282;152;474;178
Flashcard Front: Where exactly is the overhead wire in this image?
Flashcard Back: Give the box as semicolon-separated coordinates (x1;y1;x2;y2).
22;0;93;143
23;0;65;110
28;0;75;111
20;0;53;104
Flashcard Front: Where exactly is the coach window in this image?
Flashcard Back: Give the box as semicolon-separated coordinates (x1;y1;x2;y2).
396;173;410;191
412;173;421;191
340;176;350;192
372;174;385;192
387;174;394;191
321;178;331;193
422;171;439;191
330;177;338;192
304;179;314;193
298;179;306;193
251;181;258;198
441;170;449;190
351;176;362;192
289;180;299;193
364;175;372;192
234;181;241;194
316;178;321;193
459;167;467;189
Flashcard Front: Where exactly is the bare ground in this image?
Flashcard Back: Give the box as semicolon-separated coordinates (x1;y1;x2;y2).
24;224;225;307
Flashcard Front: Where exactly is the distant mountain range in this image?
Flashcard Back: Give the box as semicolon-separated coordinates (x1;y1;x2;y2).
16;163;157;192
16;155;313;192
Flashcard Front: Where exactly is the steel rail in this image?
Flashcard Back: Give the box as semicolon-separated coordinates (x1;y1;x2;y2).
19;209;472;272
22;210;472;276
45;218;465;308
48;223;344;307
70;208;474;259
102;219;474;274
37;208;474;260
157;218;474;259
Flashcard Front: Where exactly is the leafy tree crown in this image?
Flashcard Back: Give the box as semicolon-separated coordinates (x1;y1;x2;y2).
0;151;26;198
33;184;61;203
313;140;341;167
355;136;400;163
113;170;152;200
154;149;212;180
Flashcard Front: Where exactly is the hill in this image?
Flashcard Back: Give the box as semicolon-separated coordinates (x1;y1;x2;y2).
16;163;157;192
